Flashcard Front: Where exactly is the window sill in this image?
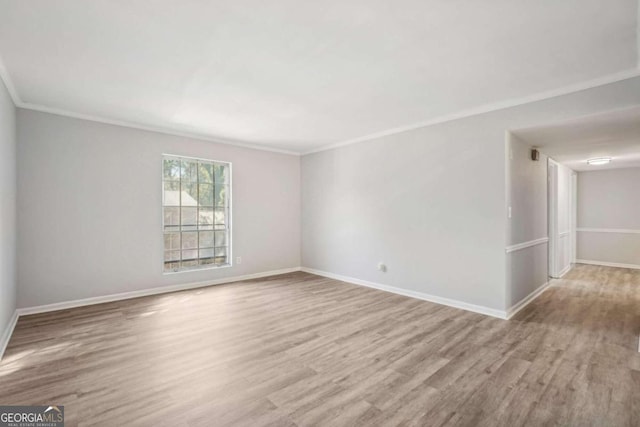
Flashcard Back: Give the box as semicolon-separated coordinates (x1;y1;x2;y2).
163;263;232;275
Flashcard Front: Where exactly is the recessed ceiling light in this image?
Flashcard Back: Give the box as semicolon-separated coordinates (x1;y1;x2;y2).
586;157;612;165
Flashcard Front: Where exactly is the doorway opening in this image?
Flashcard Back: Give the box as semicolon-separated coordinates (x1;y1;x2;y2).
547;158;576;279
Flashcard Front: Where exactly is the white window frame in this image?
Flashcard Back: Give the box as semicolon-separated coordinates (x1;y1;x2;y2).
162;154;232;274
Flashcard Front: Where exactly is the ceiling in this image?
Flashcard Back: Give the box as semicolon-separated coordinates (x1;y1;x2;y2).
512;106;640;171
0;1;638;153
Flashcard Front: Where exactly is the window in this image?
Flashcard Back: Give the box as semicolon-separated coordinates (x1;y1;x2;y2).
163;155;231;272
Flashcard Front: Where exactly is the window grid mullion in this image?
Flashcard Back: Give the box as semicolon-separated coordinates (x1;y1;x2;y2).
164;157;229;272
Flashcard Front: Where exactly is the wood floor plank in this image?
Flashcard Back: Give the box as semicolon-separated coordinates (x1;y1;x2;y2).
1;264;640;426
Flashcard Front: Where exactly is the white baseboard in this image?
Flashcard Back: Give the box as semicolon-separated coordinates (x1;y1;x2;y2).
549;264;572;279
300;267;508;319
576;259;640;270
558;264;572;278
3;265;565;360
1;267;302;360
0;310;19;361
506;281;552;319
16;267;302;317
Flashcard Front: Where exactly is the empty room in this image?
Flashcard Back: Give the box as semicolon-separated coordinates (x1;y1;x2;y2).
1;1;640;426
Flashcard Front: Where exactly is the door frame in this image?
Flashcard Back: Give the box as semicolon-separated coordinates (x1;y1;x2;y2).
548;159;559;278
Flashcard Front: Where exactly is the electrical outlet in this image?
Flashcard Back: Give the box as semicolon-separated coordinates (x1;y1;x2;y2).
236;256;242;265
377;263;387;273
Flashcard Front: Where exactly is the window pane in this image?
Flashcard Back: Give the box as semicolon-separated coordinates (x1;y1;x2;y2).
214;231;227;247
163;159;181;180
181;231;198;249
198;163;213;183
163;181;180;206
181;207;197;230
214;208;228;229
163;156;231;272
181;160;198;182
198;184;214;206
164;261;180;272
164;233;180;251
181;259;198;268
198;208;214;230
181;183;198;207
199;248;214;259
163;207;180;230
164;250;180;261
182;249;198;261
214;164;229;184
215;185;229;208
214;245;227;265
199;231;214;248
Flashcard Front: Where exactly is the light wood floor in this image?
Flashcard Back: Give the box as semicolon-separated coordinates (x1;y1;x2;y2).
1;264;639;426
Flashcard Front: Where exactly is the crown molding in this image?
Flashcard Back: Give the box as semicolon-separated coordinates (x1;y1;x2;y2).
302;68;640;155
0;53;299;156
18;102;300;156
2;46;639;158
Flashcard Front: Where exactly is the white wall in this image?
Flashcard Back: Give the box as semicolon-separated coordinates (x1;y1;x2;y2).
17;110;301;308
506;134;548;308
577;167;640;267
0;78;17;344
302;76;640;314
302;119;507;311
11;76;640;315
